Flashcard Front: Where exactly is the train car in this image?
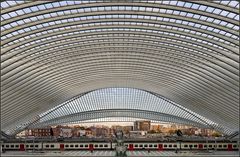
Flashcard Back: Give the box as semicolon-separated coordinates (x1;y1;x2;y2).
2;142;42;151
1;141;239;151
43;142;59;150
125;142;178;151
180;143;203;150
125;142;161;150
2;143;20;151
124;142;239;151
62;143;90;150
92;143;111;150
41;142;112;150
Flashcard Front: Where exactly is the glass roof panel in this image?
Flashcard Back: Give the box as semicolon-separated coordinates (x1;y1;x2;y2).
2;14;237;48
2;2;238;54
38;88;213;125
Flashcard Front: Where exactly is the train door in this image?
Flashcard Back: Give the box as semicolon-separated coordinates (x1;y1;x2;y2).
19;144;25;151
227;144;232;151
158;144;163;151
128;144;134;151
60;144;64;151
89;144;93;151
198;144;203;149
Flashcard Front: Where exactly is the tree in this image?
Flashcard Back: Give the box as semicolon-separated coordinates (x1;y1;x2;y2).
79;126;85;130
168;129;175;135
148;130;157;134
212;132;221;137
175;129;183;136
156;130;162;133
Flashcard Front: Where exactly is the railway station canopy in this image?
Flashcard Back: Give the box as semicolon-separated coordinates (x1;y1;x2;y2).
1;0;239;136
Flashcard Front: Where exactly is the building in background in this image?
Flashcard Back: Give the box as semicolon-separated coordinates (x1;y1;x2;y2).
96;127;109;137
85;128;93;137
25;127;51;137
60;128;73;138
16;130;26;138
112;125;124;131
129;131;147;138
123;126;133;134
21;123;221;138
51;125;72;137
150;124;163;132
72;125;85;137
134;120;151;131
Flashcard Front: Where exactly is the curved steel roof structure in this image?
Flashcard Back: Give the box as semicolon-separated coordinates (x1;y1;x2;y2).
1;1;239;136
26;88;227;133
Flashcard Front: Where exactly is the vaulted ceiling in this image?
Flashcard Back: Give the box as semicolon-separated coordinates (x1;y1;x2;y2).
1;0;239;135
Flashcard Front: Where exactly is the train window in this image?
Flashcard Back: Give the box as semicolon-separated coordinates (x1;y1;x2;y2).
169;145;172;148
30;145;34;148
85;145;88;147
154;144;157;147
134;144;138;147
80;145;83;147
46;145;49;148
233;145;237;148
164;144;167;147
99;145;103;148
35;145;38;148
149;144;153;147
184;145;188;148
65;145;69;148
204;145;207;148
218;145;222;148
173;145;177;147
2;145;4;147
70;145;74;148
51;145;54;148
75;144;78;147
144;144;148;147
95;145;98;148
139;144;143;147
104;144;108;147
189;145;193;148
194;145;197;147
11;145;14;148
26;145;29;148
209;145;212;148
6;145;9;148
15;145;19;148
223;145;227;148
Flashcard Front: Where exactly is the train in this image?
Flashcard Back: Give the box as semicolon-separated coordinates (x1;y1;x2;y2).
2;141;239;151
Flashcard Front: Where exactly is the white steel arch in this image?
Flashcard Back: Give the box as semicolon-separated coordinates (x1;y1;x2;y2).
0;0;239;136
